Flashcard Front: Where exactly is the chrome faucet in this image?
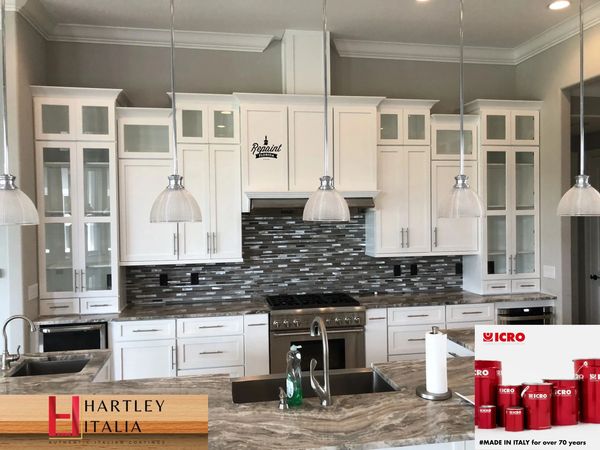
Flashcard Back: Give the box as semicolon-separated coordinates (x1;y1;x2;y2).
309;316;332;407
1;315;37;370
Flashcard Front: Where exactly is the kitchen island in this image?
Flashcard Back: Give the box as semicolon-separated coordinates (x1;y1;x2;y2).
0;350;474;449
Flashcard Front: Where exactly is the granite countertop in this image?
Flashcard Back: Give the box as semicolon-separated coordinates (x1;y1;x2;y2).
0;349;111;390
35;290;557;326
0;356;475;449
446;328;475;352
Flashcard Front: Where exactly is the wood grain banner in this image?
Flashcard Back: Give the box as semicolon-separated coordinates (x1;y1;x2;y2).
0;395;208;437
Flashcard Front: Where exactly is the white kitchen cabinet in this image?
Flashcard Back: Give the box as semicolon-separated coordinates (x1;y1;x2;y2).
445;303;494;323
113;339;176;380
177;316;244;338
365;308;388;367
177;335;244;370
469;100;540;146
244;314;270;376
431;160;479;254
431;114;478;161
333;106;378;192
93;358;112;382
377;100;437;146
118;159;178;264
32;86;123;142
117;108;173;159
366;145;430;256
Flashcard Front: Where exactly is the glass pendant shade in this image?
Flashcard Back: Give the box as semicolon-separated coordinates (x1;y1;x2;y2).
150;175;202;223
0;175;39;225
438;174;483;218
303;176;350;222
557;175;600;216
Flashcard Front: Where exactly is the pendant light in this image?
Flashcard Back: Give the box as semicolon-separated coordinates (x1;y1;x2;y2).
557;0;600;216
438;0;483;219
150;0;201;223
0;0;39;226
303;0;350;222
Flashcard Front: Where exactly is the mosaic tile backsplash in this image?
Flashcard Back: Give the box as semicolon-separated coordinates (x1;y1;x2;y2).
125;213;463;305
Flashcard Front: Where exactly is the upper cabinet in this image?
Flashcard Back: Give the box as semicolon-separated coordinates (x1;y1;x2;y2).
172;93;240;144
377;99;437;146
32;86;124;142
117;108;173;159
431;114;479;160
466;100;542;146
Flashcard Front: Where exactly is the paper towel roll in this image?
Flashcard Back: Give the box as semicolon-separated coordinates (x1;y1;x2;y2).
425;330;448;394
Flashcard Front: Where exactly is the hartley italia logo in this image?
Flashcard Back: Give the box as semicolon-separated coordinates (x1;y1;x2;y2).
251;135;282;159
483;331;526;343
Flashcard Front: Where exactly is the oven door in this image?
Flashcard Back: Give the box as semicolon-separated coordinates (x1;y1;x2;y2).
38;323;107;352
496;306;554;325
269;327;365;374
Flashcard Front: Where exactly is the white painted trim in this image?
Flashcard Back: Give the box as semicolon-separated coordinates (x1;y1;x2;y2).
167;92;239;106
245;191;379;199
234;92;384;107
379;99;439;109
30;85;122;99
465;99;544;112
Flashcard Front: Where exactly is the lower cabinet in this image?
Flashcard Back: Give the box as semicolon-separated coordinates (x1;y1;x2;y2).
365;308;388;366
244;314;270;376
177;335;244;370
112;339;176;380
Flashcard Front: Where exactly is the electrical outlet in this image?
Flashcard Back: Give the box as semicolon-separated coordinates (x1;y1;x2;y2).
159;274;168;286
410;263;418;276
190;272;200;285
393;265;402;277
455;263;463;275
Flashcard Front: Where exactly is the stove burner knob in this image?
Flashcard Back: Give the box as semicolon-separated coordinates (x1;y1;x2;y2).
283;320;290;328
334;317;341;325
344;316;351;325
354;316;361;324
292;319;300;328
272;320;280;328
325;319;331;326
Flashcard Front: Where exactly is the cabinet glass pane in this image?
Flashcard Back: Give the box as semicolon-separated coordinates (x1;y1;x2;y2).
42;104;70;135
486;115;506;140
182;110;203;138
83;148;110;217
82;106;109;135
487;152;506;210
407;114;425;140
45;223;73;292
487;216;507;275
214;110;234;138
515;115;535;141
43;147;71;217
124;124;169;153
516;152;535;210
85;222;112;291
516;215;535;274
380;113;398;140
436;130;473;155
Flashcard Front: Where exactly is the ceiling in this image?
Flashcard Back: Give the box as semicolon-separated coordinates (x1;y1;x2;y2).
30;0;600;48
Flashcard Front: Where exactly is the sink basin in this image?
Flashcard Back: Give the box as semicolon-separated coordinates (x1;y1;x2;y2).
231;368;395;404
9;358;90;377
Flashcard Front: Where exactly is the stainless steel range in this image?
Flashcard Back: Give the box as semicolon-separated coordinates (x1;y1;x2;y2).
267;293;366;374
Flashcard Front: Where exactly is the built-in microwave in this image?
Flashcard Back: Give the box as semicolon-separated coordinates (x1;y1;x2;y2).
37;322;107;352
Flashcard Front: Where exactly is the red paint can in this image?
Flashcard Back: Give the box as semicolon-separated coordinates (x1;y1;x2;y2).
474;360;502;425
544;379;579;426
478;405;497;429
504;406;525;432
574;359;600;423
521;382;553;430
496;385;521;426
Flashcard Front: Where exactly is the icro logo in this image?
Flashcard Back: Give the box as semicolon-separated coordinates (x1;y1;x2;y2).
482;332;526;343
48;396;81;438
554;389;573;396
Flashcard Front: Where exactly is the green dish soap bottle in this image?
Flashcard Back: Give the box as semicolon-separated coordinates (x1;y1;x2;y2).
286;345;303;407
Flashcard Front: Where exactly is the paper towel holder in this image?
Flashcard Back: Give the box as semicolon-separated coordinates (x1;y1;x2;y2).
416;326;453;401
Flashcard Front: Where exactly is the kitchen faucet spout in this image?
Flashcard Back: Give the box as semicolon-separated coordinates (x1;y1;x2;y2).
1;315;37;370
309;316;332;407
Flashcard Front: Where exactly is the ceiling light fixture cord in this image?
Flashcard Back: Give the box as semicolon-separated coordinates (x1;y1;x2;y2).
1;0;10;175
579;0;584;176
459;0;465;176
170;0;178;176
322;0;329;177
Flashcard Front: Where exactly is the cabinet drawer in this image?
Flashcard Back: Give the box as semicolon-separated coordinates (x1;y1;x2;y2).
511;279;540;293
177;336;244;370
483;281;510;295
446;303;495;323
177;366;244;378
177;315;243;338
388;306;445;326
39;299;79;316
388;324;444;355
112;319;176;341
80;297;119;314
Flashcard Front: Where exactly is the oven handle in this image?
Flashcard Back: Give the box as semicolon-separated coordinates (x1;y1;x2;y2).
271;327;364;337
497;315;551;322
40;324;105;334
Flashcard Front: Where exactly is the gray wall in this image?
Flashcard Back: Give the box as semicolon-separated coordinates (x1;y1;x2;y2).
46;40;283;107
331;49;517;113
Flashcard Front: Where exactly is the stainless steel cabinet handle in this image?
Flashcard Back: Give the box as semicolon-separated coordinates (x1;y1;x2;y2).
461;311;483;315
405;228;409;248
212;232;217;254
49;305;70;310
408;338;426;342
407;314;430;318
368;317;386;321
73;270;79;292
520;284;535;288
400;228;405;248
513;254;517;274
206;232;211;254
508;255;513;274
490;285;506;289
198;325;225;329
132;328;161;333
171;346;176;370
89;304;111;308
198;350;224;355
433;227;438;247
173;233;177;256
246;323;267;327
81;271;86;292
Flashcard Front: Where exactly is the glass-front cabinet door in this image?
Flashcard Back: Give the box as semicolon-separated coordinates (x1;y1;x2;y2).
79;102;115;141
431;116;477;160
34;98;77;141
485;150;509;277
482;110;510;145
211;107;239;143
378;111;402;145
177;108;208;143
512;111;539;146
512;150;538;277
403;109;430;145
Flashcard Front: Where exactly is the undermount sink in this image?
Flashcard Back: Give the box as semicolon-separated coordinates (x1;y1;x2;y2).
231;368;395;404
8;357;90;377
